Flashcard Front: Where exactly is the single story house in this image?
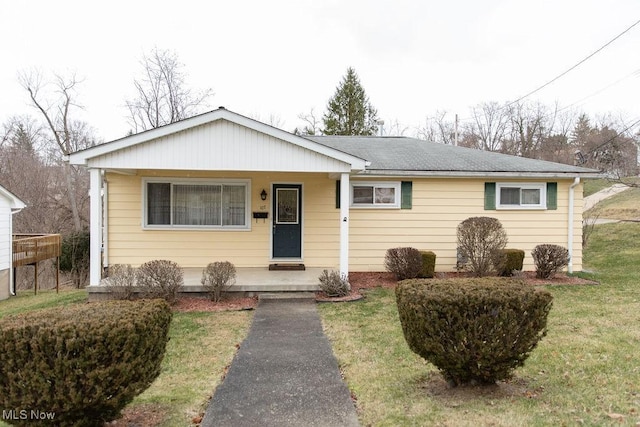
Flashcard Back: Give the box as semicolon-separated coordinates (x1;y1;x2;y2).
0;185;26;300
68;107;599;291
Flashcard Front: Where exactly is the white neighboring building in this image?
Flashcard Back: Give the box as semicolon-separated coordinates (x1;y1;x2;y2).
0;185;25;300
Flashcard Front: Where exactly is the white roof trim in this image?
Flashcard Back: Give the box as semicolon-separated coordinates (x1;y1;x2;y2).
68;108;367;171
357;170;604;179
0;185;26;210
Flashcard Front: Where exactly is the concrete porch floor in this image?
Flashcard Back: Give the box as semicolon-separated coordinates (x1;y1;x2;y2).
87;267;328;299
183;267;326;293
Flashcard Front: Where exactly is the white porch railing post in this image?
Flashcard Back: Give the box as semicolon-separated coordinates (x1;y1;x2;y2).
339;173;350;278
89;168;103;286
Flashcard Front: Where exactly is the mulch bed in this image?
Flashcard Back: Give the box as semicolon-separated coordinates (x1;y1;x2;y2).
171;271;597;311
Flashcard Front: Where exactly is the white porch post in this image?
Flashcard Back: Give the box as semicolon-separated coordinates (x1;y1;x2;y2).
339;173;350;277
89;168;103;286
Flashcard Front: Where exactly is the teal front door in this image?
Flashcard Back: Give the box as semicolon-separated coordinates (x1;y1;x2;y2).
272;184;302;258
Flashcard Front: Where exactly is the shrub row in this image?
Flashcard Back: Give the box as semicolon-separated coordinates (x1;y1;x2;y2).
384;216;570;279
396;278;553;385
0;299;172;426
103;260;241;303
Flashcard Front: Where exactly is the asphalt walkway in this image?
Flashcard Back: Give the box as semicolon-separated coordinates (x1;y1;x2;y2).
201;298;359;427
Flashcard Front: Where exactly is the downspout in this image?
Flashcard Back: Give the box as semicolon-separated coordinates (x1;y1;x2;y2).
9;207;24;296
567;177;580;274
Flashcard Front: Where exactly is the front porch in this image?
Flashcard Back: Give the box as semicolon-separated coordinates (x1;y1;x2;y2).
87;267;327;300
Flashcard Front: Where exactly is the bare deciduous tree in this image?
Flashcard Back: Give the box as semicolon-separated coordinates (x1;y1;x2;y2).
125;48;213;132
18;71;94;231
416;111;455;144
295;108;322;135
467;102;509;152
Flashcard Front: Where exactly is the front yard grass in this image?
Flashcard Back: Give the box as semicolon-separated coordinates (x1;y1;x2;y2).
585;186;640;220
0;292;252;427
319;222;640;426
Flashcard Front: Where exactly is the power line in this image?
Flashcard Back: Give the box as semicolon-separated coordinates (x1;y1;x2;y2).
507;17;640;107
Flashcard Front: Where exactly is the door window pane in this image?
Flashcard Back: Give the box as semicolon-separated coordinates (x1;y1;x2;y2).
276;188;298;223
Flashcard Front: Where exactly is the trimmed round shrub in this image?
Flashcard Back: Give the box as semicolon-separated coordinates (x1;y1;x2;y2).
532;244;570;279
0;299;172;426
494;249;525;276
103;264;137;300
201;261;237;302
137;259;184;304
318;269;350;297
396;278;553;386
385;247;423;280
457;217;508;277
419;251;436;278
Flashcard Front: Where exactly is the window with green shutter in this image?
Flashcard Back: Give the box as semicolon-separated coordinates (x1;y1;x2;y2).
485;182;557;210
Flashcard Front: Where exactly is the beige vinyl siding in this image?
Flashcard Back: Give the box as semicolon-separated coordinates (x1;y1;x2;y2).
106;171;339;268
107;172;583;273
348;178;583;272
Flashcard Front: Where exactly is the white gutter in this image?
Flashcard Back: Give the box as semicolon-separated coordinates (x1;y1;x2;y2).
567;177;581;274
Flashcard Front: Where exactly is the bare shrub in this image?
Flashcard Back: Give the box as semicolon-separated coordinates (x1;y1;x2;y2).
137;260;183;304
103;264;137;300
318;270;350;297
582;207;602;248
201;261;237;302
531;244;569;279
457;217;508;277
384;247;423;280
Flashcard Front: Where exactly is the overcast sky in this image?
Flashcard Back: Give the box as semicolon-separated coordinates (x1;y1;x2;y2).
2;0;639;142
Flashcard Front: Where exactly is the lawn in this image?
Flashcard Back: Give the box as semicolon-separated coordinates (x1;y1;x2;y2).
319;222;640;426
585;186;640;220
0;293;252;426
583;178;614;197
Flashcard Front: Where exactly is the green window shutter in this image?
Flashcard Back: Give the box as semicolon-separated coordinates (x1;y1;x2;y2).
336;180;341;208
401;181;412;209
547;182;557;210
484;182;496;210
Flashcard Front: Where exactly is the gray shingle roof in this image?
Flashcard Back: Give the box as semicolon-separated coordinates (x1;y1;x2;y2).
305;136;599;176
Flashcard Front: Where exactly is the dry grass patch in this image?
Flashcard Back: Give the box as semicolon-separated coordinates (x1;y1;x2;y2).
585;186;640;220
119;310;252;426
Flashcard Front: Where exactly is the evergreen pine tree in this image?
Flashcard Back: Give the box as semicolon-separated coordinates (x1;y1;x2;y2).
322;67;379;136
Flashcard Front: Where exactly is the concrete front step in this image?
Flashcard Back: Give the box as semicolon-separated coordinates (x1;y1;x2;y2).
258;292;316;300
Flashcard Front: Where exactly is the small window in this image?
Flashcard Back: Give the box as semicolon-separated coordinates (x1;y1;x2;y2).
496;183;546;209
144;179;250;229
350;182;400;208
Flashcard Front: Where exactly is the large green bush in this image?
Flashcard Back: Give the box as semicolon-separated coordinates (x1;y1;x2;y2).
396;278;552;386
0;299;172;426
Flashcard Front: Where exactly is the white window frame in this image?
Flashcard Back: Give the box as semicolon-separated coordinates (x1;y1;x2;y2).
142;178;251;230
496;182;546;210
350;181;401;209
